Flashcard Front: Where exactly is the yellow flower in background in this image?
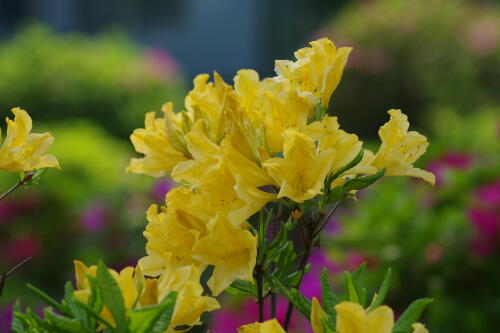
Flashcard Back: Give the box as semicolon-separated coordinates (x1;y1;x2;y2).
127;108;189;177
274;38;352;108
0;108;59;172
263;130;335;202
192;213;257;296
238;319;286;333
372;109;435;185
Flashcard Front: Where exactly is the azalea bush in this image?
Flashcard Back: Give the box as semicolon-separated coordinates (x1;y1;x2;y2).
0;24;185;137
318;0;500;136
3;37;437;332
324;108;499;333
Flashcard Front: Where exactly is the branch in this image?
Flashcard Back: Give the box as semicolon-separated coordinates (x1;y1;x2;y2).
0;173;34;201
283;202;341;331
0;257;32;297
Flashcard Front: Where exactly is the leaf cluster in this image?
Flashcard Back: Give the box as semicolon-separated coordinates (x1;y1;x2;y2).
11;261;177;333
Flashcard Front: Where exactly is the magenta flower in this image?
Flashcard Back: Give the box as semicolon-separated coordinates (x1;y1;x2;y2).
427;152;474;186
151;178;176;202
0;305;12;332
6;234;42;264
80;200;108;232
468;180;500;257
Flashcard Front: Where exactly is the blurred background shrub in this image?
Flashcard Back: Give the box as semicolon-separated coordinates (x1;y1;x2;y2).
320;0;500;136
0;24;185;137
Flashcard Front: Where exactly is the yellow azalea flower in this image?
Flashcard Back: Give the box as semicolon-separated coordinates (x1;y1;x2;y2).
312;300;431;333
230;69;311;156
138;204;207;277
412;323;429;333
311;298;332;333
172;123;273;223
274;38;352;108
372;109;435;185
263;130;335;203
185;72;230;143
238;319;286;333
154;256;220;330
0;108;59;172
73;261;146;327
127;107;189;177
192;213;257;296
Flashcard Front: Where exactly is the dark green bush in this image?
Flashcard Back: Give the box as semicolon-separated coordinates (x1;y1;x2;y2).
320;0;500;136
0;25;185;137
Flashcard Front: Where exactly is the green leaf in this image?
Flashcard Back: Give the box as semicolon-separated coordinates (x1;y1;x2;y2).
351;263;367;306
225;280;257;297
344;272;360;304
75;300;114;330
368;268;392;311
268;275;311;318
27;284;71;317
64;282;89;326
320;268;340;328
329;149;364;181
343;168;385;192
392;298;433;333
96;261;127;332
44;308;85;332
314;103;327;121
11;300;25;333
128;292;177;333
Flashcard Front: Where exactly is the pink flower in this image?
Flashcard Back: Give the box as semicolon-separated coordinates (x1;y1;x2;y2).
80;200;109;232
6;234;42;264
464;17;500;57
151;178;176;202
144;48;180;81
468;180;500;257
0;304;13;332
426;152;474;186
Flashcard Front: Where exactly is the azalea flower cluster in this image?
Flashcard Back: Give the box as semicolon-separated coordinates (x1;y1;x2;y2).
118;37;434;331
3;37;435;333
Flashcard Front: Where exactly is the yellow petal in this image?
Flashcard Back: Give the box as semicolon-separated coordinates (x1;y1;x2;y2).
238;319;286;333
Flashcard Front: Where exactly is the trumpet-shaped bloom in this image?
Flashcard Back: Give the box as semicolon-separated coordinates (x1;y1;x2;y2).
238;319;286;333
154;256;220;330
73;261;147;327
311;300;430;333
263;130;335;202
231;69;312;156
138;204;207;277
185;72;230;143
274;38;352;108
372;110;435;185
0;108;59;172
192;213;257;296
127;107;189;177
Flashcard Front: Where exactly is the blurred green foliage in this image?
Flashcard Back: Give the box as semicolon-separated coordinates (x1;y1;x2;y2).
321;0;500;136
327;109;500;333
0;122;154;309
0;24;185;137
